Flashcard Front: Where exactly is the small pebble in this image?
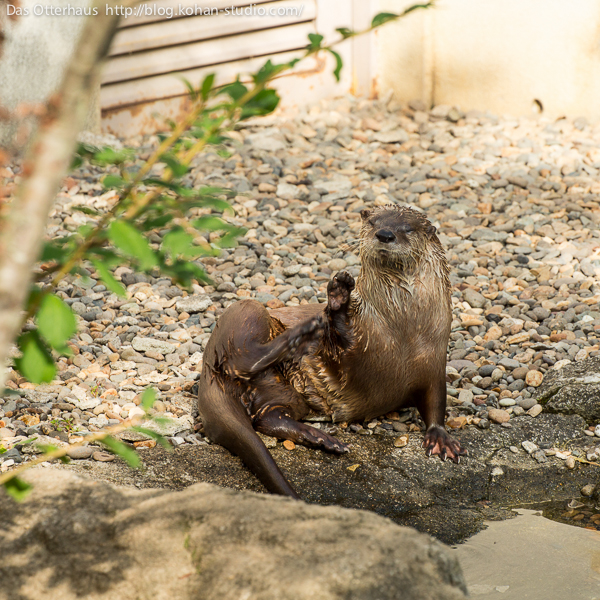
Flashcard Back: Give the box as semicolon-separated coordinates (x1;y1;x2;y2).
92;451;115;462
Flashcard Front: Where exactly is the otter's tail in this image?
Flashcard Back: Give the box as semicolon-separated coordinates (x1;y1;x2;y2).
197;381;299;498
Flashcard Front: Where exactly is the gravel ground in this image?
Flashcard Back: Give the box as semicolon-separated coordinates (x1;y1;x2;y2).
2;95;600;472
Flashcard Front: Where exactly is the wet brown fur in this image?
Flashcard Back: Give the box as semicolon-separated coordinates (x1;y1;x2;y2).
197;205;465;498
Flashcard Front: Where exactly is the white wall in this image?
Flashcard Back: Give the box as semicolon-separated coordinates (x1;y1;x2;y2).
0;0;100;136
376;0;600;120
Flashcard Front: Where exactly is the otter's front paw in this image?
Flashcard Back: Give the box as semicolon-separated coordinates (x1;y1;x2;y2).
327;271;355;311
423;426;467;464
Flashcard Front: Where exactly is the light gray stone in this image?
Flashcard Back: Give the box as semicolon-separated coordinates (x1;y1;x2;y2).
0;470;468;600
175;295;212;314
132;337;177;355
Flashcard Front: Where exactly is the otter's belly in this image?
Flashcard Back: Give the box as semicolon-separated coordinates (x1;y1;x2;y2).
316;334;447;423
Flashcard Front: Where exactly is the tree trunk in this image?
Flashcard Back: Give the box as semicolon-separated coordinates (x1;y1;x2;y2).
0;0;130;390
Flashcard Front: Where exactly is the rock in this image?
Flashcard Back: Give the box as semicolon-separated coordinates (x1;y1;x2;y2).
518;398;537;410
526;370;543;387
447;360;476;372
458;390;474;404
373;129;409;144
484;326;503;341
70;385;101;410
463;288;486;309
92;451;115;462
20;435;68;454
117;430;152;443
132;337;177;355
17;414;39;427
0;427;15;439
394;435;409;447
175;295;212;314
499;358;520;370
276;183;299;200
247;133;285;152
0;470;468;600
537;357;600;423
488;409;510;424
565;456;576;469
312;177;352;196
521;441;538;454
581;484;595;497
142;415;194;436
66;446;94;459
527;404;543;418
447;416;468;429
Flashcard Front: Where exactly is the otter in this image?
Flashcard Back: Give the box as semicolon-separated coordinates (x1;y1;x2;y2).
197;205;466;498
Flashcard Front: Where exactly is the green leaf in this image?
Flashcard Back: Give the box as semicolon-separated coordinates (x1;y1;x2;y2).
15;331;56;384
40;240;69;263
307;32;324;51
92;147;133;166
139;214;174;230
141;388;156;411
180;77;198;101
214;229;245;248
327;49;343;82
100;436;141;468
103;174;125;189
77;224;95;238
192;215;229;231
70;142;98;170
71;205;100;216
371;12;399;27
162;229;194;257
253;59;285;84
240;89;280;120
88;248;122;267
91;259;127;297
201;73;215;100
131;426;172;450
160;152;188;177
3;477;33;501
402;3;434;17
336;27;355;39
1;387;21;397
221;79;248;102
36;443;60;454
109;221;158;271
37;295;77;350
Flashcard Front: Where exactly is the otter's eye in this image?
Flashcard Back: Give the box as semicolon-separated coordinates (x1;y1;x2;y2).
397;223;413;234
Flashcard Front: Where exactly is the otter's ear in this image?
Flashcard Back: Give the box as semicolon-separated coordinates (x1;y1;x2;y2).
427;225;437;237
360;209;372;221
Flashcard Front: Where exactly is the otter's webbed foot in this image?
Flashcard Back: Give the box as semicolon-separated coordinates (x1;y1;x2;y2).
254;407;350;454
247;314;324;375
287;314;325;353
423;426;467;464
327;271;355;312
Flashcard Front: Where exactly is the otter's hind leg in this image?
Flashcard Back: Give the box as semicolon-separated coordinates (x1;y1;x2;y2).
198;376;300;497
198;300;326;497
251;374;349;454
254;406;349;454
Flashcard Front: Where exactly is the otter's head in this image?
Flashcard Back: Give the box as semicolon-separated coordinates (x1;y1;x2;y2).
359;205;439;270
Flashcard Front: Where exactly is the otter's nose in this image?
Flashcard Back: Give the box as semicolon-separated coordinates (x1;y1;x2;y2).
375;229;395;243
